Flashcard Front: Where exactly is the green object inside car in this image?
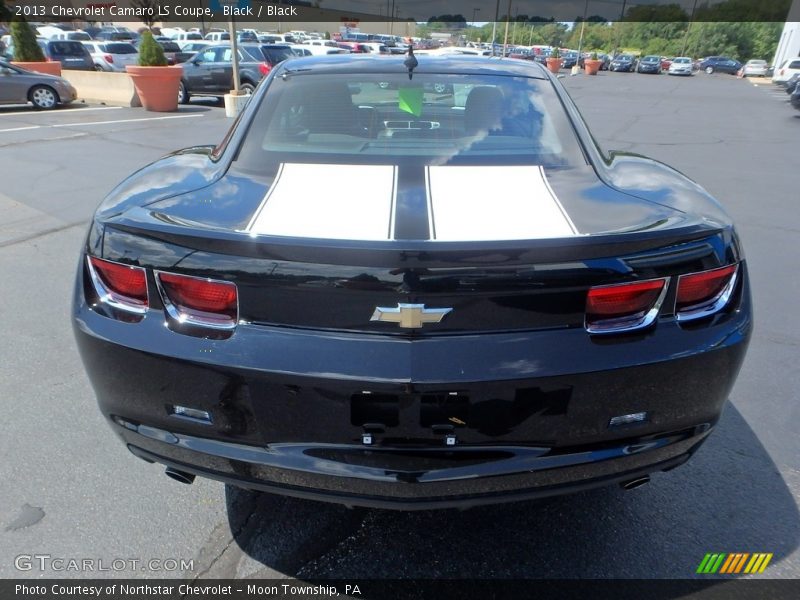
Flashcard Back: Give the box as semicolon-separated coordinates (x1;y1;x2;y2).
398;86;423;117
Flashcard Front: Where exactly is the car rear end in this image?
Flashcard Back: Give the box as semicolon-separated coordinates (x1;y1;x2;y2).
73;59;752;508
95;42;138;72
47;40;94;71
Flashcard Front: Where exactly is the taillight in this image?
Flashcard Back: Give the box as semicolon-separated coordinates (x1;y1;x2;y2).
104;54;113;64
675;264;738;322
156;271;238;330
259;62;271;76
87;256;148;314
585;278;669;334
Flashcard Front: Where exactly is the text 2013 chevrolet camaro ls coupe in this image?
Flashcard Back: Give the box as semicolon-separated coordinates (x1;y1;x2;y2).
73;55;751;510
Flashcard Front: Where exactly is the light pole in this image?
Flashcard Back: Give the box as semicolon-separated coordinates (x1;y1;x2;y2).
680;0;699;57
490;0;500;55
577;0;590;59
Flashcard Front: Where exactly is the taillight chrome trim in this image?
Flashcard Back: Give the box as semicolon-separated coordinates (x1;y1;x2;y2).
585;277;670;335
86;256;149;315
154;270;239;331
675;263;739;323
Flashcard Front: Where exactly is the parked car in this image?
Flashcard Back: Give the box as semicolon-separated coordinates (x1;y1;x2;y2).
171;31;203;46
609;54;636;72
791;80;800;110
133;37;193;65
180;42;211;54
3;37;94;70
50;30;92;42
561;51;579;68
82;41;138;72
699;56;742;75
178;44;268;103
94;30;136;42
661;57;673;71
772;57;800;85
74;56;751;511
204;32;230;42
249;44;297;72
637;55;661;74
0;59;77;109
668;57;694;76
742;59;768;77
784;73;800;95
288;45;313;57
40;39;94;71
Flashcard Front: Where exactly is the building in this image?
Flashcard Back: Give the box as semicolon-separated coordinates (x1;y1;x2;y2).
772;0;800;67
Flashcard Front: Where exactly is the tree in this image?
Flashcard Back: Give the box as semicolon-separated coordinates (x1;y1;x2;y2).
137;30;168;66
11;18;45;62
131;0;160;29
1;0;12;22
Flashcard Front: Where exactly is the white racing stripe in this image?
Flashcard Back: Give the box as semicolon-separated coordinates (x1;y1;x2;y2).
426;165;578;241
246;163;397;240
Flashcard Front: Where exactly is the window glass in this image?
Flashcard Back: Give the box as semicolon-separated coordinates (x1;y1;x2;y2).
236;73;586;170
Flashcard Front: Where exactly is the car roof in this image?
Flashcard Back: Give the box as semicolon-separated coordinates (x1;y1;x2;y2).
273;54;549;78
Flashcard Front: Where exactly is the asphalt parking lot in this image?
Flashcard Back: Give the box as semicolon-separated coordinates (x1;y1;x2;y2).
1;70;798;583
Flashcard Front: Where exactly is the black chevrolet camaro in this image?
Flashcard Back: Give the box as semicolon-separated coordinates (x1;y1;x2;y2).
73;55;752;510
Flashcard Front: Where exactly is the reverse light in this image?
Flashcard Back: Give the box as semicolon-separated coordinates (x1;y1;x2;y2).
155;271;238;330
585;277;669;334
675;264;738;322
87;256;148;314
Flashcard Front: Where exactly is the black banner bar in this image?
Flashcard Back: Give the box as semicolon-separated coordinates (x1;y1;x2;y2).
4;0;796;24
3;579;800;600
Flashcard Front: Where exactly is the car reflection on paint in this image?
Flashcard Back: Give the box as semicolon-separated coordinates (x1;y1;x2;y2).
73;55;752;511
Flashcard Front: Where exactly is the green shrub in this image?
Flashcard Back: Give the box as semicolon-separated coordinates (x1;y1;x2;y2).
590;52;598;60
11;18;45;62
550;47;560;59
137;30;168;67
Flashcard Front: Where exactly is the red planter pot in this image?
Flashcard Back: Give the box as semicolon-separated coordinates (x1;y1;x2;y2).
584;59;603;76
125;65;182;112
12;61;62;76
546;58;564;74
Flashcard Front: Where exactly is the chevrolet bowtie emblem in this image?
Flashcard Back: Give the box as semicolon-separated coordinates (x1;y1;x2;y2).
370;303;453;329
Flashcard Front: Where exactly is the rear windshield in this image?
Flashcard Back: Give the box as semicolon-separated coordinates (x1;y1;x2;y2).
48;42;87;57
236;73;585;170
103;43;137;54
159;41;181;52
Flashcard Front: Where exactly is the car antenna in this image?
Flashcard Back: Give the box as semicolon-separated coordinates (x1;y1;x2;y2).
404;44;418;80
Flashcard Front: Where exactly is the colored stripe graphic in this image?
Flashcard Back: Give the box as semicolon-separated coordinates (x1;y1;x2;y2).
744;553;773;574
698;553;773;574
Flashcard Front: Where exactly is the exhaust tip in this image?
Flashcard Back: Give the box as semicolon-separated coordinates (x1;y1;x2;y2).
165;467;195;485
620;475;650;491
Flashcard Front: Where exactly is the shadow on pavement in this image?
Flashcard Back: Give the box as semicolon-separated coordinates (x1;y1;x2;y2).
222;404;797;583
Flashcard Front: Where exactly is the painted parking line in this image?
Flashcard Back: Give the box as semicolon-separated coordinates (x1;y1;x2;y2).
0;113;203;133
0;106;123;117
52;114;204;127
0;125;43;133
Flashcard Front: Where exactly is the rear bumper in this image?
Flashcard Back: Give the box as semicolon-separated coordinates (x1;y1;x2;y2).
122;423;707;510
73;257;752;508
